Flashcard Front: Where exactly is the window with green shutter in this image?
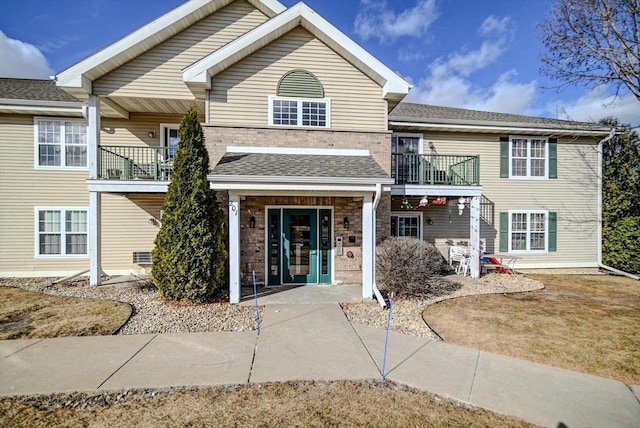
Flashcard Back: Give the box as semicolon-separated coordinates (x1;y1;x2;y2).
500;210;557;253
500;136;556;179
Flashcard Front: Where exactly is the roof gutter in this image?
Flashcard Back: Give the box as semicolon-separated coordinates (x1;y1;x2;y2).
389;121;612;136
597;129;640;280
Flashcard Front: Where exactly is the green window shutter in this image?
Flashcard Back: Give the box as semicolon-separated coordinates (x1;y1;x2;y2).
548;138;557;179
277;70;324;98
548;212;557;252
500;137;509;178
499;211;509;252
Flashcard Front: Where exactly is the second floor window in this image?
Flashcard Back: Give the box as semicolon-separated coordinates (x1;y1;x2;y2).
510;136;548;179
36;119;87;168
270;97;330;128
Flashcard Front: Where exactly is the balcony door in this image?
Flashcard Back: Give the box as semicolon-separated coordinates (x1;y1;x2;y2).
392;134;423;184
161;124;180;162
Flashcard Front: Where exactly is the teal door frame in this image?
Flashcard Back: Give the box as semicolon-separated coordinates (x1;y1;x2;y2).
267;207;332;286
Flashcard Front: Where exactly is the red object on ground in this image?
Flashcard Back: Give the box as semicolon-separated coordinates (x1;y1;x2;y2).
485;256;512;274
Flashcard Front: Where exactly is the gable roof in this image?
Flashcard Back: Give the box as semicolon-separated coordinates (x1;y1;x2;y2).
55;0;285;94
182;2;411;102
0;78;83;116
390;103;613;135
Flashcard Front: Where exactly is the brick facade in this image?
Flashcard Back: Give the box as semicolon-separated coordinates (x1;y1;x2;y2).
205;126;393;287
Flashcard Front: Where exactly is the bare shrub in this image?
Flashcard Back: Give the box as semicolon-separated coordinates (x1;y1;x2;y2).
377;237;458;299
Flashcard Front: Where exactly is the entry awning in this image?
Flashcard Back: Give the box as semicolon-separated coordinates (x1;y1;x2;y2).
208;150;394;195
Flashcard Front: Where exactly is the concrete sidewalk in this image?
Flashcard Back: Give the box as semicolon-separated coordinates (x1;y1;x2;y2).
1;304;639;427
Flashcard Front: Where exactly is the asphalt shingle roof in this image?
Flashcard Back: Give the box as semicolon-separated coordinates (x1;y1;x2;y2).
0;78;79;102
211;153;389;179
390;102;610;131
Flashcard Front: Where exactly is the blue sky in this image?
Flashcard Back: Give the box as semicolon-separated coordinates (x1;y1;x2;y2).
1;0;638;125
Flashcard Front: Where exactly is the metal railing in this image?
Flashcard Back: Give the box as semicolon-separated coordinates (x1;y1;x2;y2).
391;153;480;186
98;145;173;181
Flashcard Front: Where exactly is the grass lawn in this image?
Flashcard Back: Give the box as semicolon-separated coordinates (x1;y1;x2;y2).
423;274;640;384
0;381;535;428
0;286;131;339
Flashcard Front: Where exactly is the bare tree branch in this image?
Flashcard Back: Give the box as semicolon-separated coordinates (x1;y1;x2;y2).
539;0;640;100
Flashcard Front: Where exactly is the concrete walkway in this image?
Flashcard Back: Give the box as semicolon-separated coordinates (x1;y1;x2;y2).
1;303;639;427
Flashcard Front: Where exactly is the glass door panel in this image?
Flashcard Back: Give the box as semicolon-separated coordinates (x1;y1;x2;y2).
283;209;317;284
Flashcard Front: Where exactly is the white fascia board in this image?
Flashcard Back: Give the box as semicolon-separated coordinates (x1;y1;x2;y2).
0;99;84;116
391;184;483;197
210;182;381;193
210;174;395;185
183;3;411;99
86;180;169;193
225;146;370;156
248;0;286;15
56;0;291;90
388;121;612;136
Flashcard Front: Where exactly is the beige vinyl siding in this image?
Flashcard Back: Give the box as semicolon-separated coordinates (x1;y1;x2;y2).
423;132;600;268
94;0;268;100
0;115;168;276
209;27;387;131
0;115;90;274
101;114;185;147
101;193;165;271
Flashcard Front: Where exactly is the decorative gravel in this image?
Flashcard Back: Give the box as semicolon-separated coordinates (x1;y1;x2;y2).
342;273;545;340
1;277;260;335
3;272;542;339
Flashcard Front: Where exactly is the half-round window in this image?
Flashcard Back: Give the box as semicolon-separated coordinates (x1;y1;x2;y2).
276;69;324;99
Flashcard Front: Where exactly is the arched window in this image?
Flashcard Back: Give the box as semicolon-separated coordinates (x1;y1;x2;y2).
269;70;331;128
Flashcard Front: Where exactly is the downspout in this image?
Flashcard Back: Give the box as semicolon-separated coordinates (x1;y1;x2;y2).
597;129;640;280
372;183;387;308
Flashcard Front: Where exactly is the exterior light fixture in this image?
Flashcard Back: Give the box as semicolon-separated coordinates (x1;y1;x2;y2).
249;216;256;228
343;217;350;229
148;131;156;138
457;197;467;216
426;218;434;225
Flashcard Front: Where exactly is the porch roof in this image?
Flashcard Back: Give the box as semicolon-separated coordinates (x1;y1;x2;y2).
209;151;393;193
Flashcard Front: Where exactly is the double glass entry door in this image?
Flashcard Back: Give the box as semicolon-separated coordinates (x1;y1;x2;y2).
268;208;332;285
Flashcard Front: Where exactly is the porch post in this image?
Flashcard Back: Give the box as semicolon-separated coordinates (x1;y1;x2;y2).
87;95;102;286
228;193;241;303
87;95;100;179
362;195;374;299
469;195;481;278
89;191;102;286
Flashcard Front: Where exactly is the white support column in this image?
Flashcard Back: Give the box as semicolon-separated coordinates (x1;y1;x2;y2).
87;95;100;179
89;191;102;286
469;195;481;278
362;195;374;299
228;193;241;303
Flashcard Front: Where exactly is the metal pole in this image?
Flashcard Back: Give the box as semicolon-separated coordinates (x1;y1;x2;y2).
381;292;394;379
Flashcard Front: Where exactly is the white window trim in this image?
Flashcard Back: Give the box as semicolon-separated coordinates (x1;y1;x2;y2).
391;133;424;154
34;206;89;258
268;95;331;128
391;211;423;240
508;135;549;180
33;117;89;170
508;209;549;254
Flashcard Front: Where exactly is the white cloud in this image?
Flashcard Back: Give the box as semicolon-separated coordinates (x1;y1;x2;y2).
354;0;439;42
0;31;53;79
547;88;640;126
403;15;539;115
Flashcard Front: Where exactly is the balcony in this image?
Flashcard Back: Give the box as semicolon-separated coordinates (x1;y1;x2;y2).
392;153;480;186
98;145;172;181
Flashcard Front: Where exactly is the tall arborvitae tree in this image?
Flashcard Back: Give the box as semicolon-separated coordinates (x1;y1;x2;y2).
152;106;227;302
601;119;640;274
